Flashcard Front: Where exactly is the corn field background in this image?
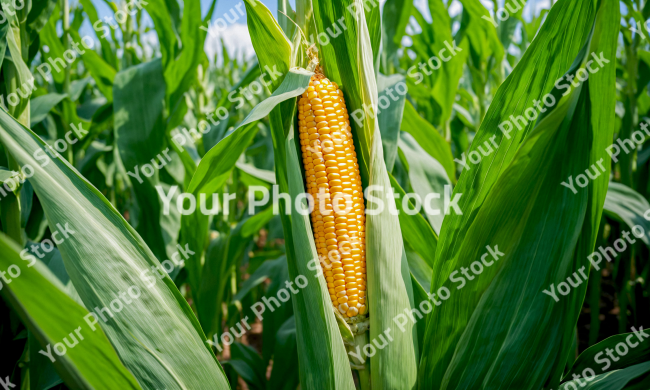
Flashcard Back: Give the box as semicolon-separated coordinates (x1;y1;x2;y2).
0;0;649;388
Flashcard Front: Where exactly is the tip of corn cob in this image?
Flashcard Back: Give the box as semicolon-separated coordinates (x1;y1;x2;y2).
298;72;368;325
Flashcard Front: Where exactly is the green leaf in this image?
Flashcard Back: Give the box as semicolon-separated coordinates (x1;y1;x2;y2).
27;0;58;35
381;0;412;63
284;127;356;390
30;93;67;125
377;74;406;172
114;59;172;262
181;68;312;304
69;30;117;101
230;343;266;389
241;205;276;237
226;359;264;390
401;101;455;183
0;24;8;72
233;256;286;303
244;0;292;92
417;0;469;129
236;161;276;184
564;329;650;380
406;250;432;293
406;250;432;354
197;206;275;336
78;0;118;69
204;65;263;151
560;362;650;390
277;0;297;40
195;234;229;338
458;0;504;65
421;72;586;389
29;331;64;390
143;0;178;70
389;173;438;263
366;88;419;390
603;182;650;246
437;0;601;272
38;17;66;85
0;109;230;389
398;132;451;234
0;233;142;389
3;0;34;125
418;0;619;385
69;77;93;102
166;0;182;29
0;167;20;183
365;0;381;67
164;0;204;107
259;253;292;364
497;0;528;49
187;68;312;196
268;316;300;390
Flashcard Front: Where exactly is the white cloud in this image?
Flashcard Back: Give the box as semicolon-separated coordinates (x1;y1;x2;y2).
204;23;255;65
448;0;462;17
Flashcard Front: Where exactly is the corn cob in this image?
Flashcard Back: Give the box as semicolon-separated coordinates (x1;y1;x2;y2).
297;72;367;322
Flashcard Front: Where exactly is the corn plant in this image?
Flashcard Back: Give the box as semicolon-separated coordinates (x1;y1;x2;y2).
0;0;649;389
